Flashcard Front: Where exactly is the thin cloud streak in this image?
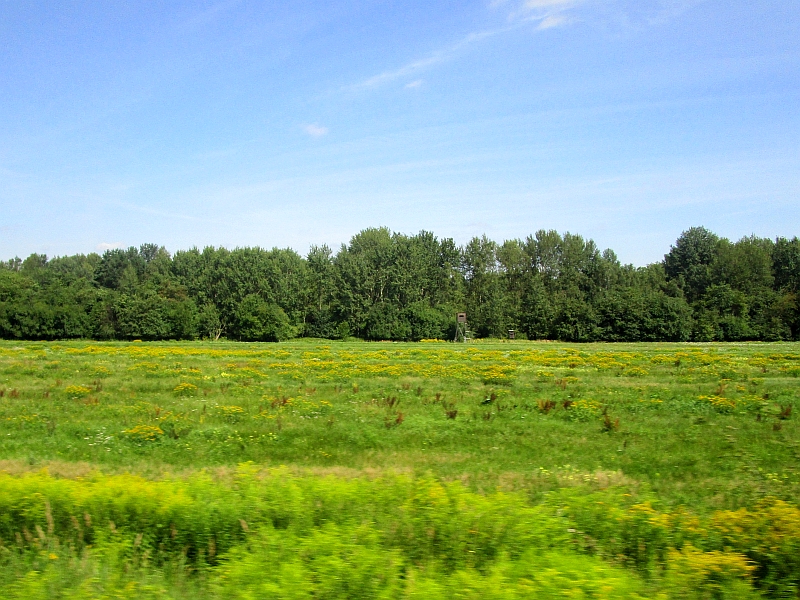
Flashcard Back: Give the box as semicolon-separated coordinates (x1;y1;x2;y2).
524;0;578;7
507;0;706;31
538;14;570;28
507;0;583;21
350;25;520;90
349;0;592;91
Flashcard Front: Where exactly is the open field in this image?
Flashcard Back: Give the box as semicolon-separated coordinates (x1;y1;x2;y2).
1;340;799;598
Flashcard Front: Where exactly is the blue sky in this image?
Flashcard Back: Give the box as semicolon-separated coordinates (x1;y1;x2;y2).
1;0;798;265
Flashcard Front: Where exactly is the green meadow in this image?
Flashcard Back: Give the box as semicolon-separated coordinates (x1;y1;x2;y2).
0;339;798;598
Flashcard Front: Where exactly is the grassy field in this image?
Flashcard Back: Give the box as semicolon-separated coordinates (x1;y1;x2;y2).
0;339;798;598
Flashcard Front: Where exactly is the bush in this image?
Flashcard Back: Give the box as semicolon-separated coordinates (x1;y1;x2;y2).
231;295;294;342
364;303;411;341
403;302;452;341
303;307;340;339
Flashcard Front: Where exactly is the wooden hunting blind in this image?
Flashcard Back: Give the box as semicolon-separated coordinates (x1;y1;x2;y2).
454;312;470;342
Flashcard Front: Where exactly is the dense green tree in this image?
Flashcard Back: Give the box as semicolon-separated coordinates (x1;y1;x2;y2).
771;291;799;340
664;227;719;302
462;235;506;337
497;239;528;334
712;236;773;295
773;237;800;292
46;254;101;285
95;247;146;290
770;238;800;339
519;275;555;339
115;292;173;340
694;284;752;341
403;301;453;341
198;303;224;340
304;244;338;338
0;270;39;339
334;228;397;336
170;245;306;338
364;302;411;341
553;295;599;342
0;265;101;339
171;246;231;326
333;229;461;339
596;288;691;342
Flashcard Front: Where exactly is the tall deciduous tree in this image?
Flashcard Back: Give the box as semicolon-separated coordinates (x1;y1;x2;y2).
664;227;720;303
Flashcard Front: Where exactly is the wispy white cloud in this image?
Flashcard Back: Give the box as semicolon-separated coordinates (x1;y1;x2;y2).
506;0;583;21
351;0;593;91
304;124;329;137
538;14;570;29
356;56;440;89
489;0;576;8
351;26;515;89
515;0;710;30
524;0;577;8
96;242;124;251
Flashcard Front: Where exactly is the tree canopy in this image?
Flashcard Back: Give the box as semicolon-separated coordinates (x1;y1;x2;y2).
1;228;798;341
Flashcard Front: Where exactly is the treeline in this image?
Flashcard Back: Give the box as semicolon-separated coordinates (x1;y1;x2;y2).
0;227;798;342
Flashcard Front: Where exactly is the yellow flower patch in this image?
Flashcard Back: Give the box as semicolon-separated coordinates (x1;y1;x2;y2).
64;385;92;398
173;382;198;396
123;424;164;442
